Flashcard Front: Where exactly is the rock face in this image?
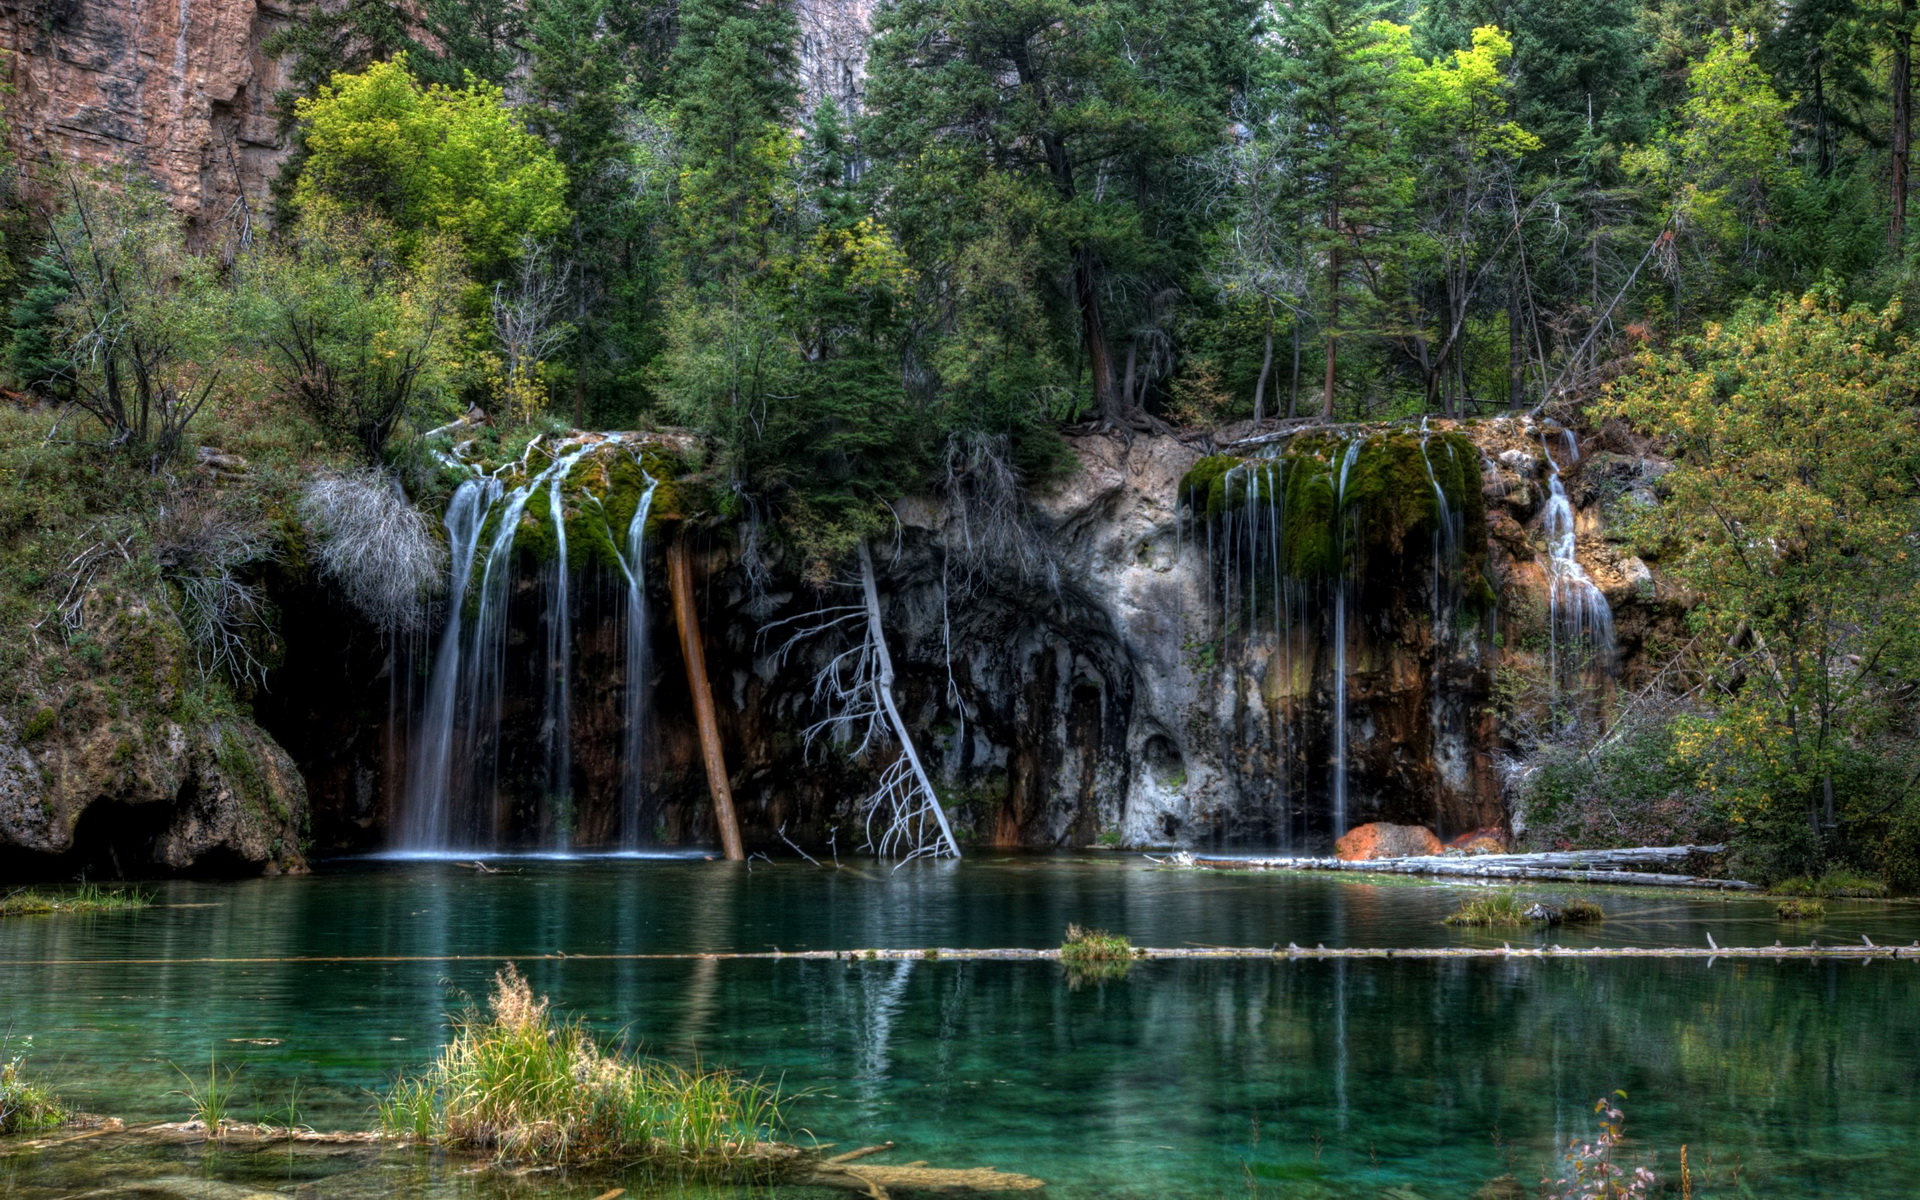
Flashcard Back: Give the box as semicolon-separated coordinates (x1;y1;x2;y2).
292;416;1680;857
0;0;292;229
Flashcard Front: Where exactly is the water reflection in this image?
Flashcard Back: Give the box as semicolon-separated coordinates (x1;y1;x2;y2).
0;860;1916;1198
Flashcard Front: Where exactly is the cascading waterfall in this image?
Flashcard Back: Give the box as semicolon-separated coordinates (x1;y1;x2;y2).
613;470;659;847
399;436;659;854
1540;427;1615;690
543;463;576;845
1330;437;1362;839
1187;426;1488;849
400;478;496;849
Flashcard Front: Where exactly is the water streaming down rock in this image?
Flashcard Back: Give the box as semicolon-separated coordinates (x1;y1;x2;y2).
399;477;495;849
1186;427;1492;848
1540;427;1616;691
398;437;656;853
613;470;660;847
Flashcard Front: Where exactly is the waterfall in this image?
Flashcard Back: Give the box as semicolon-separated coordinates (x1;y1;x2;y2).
400;478;495;849
1541;427;1615;689
1330;437;1362;839
1190;425;1488;849
399;437;640;854
615;467;659;847
543;464;576;845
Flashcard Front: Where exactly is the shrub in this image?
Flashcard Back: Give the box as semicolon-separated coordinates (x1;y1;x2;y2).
299;471;445;631
1775;897;1825;920
151;490;274;687
0;1040;67;1134
380;965;786;1168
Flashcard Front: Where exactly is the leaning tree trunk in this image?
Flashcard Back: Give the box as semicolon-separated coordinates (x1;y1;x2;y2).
1251;303;1275;426
858;543;961;859
668;529;744;861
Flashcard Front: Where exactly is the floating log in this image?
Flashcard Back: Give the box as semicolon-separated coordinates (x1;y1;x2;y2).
1165;845;1758;891
7;941;1913;969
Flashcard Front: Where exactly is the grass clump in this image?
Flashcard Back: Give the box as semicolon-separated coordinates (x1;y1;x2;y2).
1059;924;1135;963
1561;898;1606;923
381;965;786;1168
1443;892;1535;927
169;1051;241;1133
1;1038;68;1134
1769;870;1888;899
1776;897;1826;920
0;884;154;917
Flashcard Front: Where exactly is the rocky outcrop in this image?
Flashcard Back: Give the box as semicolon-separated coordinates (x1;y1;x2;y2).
301;416;1680;858
0;584;306;876
1;0;292;230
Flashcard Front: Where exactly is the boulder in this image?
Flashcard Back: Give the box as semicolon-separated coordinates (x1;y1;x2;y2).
1335;822;1443;861
1447;825;1510;855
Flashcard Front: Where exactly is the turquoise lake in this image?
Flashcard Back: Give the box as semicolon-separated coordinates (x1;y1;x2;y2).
3;856;1918;1197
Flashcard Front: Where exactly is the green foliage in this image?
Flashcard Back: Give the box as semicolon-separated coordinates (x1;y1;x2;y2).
292;58;571;275
33;168;238;470
237;214;471;460
1768;870;1888;899
1602;289;1920;883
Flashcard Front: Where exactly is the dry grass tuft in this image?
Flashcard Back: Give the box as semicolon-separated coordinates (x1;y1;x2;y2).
299;471;445;632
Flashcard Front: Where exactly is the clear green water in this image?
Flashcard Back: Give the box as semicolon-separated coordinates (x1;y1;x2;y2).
3;857;1918;1198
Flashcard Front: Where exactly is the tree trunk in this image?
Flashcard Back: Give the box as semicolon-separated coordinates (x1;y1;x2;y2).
1508;279;1525;409
1251;304;1275;426
1895;0;1912;250
1074;247;1118;419
1288;317;1301;419
857;543;962;858
668;529;744;861
1321;244;1340;421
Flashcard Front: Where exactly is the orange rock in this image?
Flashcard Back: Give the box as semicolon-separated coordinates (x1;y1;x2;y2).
1447;826;1511;855
1335;822;1444;861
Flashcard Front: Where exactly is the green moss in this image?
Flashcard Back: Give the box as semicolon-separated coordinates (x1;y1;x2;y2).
21;706;55;741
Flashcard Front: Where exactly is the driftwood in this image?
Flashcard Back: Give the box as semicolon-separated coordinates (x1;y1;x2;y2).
1165;845;1758;891
668;528;744;861
11;1120;1044;1199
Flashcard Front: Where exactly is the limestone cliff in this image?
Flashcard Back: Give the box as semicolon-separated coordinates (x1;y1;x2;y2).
276;418;1678;857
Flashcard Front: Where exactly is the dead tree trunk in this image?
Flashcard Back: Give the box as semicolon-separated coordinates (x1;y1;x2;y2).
668;529;744;861
858;543;962;859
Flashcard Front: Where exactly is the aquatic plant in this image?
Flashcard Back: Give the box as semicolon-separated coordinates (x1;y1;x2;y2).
1775;897;1826;920
1562;899;1606;923
0;1036;67;1134
1542;1092;1656;1200
1059;924;1135;962
170;1051;241;1134
0;884;154;917
380;965;787;1167
1443;892;1534;927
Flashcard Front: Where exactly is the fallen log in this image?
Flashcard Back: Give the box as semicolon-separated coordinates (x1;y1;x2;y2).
1167;848;1757;891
